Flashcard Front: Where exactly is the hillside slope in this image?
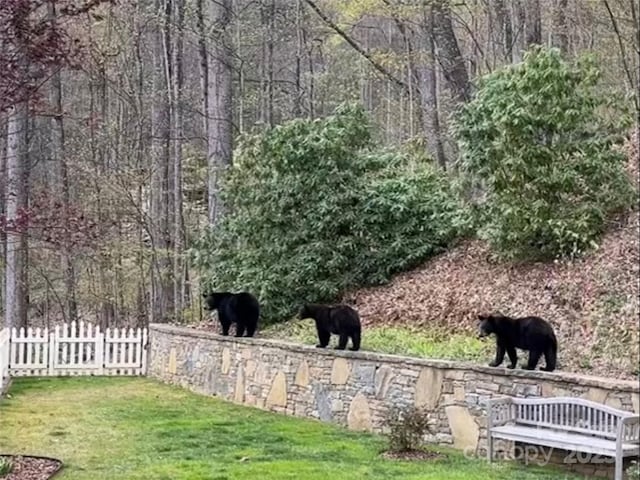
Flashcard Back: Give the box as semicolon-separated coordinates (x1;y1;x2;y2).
346;134;640;379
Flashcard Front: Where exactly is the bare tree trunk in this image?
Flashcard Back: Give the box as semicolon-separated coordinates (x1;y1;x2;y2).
417;6;447;169
513;0;526;61
552;0;569;54
173;0;185;321
431;0;471;106
0;114;7;314
48;1;77;324
525;0;542;48
494;0;513;62
150;0;173;321
4;102;28;329
197;0;209;145
261;0;275;127
207;0;233;227
294;0;303;117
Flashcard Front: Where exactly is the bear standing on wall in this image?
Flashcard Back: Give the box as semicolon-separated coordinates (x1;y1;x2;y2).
203;291;260;337
477;313;557;372
299;304;362;351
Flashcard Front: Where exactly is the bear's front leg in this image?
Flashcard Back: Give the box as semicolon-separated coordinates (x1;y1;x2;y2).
489;343;506;367
505;346;518;369
316;326;330;348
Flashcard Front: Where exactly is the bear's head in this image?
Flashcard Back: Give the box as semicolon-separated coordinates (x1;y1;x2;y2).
202;292;225;311
477;313;502;338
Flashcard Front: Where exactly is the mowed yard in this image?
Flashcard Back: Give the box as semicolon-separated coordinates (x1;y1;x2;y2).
0;377;580;480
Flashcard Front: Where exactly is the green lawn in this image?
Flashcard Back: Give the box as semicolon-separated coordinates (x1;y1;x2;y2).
0;377;581;480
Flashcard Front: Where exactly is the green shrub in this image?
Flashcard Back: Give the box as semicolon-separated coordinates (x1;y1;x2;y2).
383;405;433;452
455;46;635;260
0;457;13;476
192;104;468;324
628;460;640;480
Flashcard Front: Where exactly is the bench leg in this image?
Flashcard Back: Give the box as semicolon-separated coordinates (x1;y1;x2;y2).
614;455;622;480
487;433;493;463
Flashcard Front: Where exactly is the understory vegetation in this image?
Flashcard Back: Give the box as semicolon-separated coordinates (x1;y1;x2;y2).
193;47;636;329
193;105;468;324
261;321;492;362
0;377;583;480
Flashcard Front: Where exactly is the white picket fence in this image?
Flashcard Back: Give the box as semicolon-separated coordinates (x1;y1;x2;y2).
0;322;147;383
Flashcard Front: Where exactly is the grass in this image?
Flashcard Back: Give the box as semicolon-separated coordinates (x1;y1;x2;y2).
262;320;493;362
0;377;583;480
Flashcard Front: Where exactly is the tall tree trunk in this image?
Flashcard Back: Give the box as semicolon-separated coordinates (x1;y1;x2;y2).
48;1;76;324
196;0;209;147
260;0;275;127
173;0;185;321
0;114;7;313
4;102;28;329
417;6;447;169
494;0;513;62
150;0;173;321
431;0;471;106
513;0;526;61
552;0;569;54
294;0;303;117
207;0;233;226
525;0;542;48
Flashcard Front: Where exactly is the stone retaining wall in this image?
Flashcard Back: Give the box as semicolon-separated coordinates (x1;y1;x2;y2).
148;324;639;476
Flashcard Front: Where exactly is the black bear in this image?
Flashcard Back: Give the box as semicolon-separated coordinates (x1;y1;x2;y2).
477;313;557;372
299;304;361;351
203;291;260;337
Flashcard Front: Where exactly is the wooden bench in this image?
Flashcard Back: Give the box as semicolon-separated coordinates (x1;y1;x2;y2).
487;396;640;480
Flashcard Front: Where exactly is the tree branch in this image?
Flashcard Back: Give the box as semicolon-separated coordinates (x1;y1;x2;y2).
303;0;408;92
602;0;638;113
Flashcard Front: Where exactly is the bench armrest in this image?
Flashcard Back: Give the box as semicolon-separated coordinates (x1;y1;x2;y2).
487;397;514;428
620;416;640;443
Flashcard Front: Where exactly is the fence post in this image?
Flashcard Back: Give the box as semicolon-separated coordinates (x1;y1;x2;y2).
48;328;56;376
141;328;148;376
96;325;104;375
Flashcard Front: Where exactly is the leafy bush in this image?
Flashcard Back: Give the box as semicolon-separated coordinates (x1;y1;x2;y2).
455;46;635;260
628;461;640;480
0;457;13;476
192;104;468;323
383;405;433;452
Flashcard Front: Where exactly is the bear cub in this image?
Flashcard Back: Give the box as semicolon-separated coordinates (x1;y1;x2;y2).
299;304;361;351
203;291;260;337
478;313;557;372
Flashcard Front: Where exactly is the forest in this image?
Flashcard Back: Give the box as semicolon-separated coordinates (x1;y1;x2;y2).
0;0;637;353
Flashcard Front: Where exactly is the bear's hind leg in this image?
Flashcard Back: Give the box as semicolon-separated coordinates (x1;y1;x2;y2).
235;322;246;337
335;333;348;350
349;330;361;351
541;345;556;371
245;322;257;337
524;349;542;370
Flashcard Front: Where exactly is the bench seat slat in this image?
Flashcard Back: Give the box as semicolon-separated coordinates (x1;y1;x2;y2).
491;425;640;457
